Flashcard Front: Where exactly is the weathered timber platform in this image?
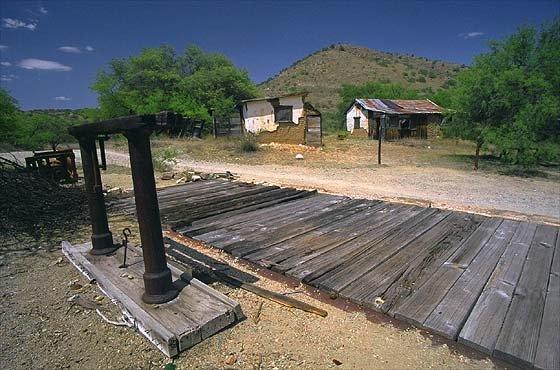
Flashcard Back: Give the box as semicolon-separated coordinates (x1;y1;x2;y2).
62;241;243;357
112;180;559;369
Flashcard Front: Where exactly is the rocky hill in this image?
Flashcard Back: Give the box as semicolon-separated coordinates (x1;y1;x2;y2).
259;44;464;113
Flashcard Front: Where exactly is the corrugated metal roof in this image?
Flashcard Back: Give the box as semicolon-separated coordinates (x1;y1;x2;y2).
355;98;443;115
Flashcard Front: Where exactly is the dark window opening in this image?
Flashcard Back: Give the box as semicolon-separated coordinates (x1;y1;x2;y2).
354;116;361;129
274;105;293;122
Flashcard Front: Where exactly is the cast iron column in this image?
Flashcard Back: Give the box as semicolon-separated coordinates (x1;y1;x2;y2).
78;136;117;255
125;128;179;304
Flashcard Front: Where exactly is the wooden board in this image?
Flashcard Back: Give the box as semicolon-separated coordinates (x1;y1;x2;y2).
62;241;242;357
392;217;503;326
423;219;518;339
110;181;560;369
494;225;557;368
458;222;537;354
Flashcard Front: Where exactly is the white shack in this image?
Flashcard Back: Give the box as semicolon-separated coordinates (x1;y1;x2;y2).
238;92;322;146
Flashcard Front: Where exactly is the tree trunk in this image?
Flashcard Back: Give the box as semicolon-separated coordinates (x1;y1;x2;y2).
474;139;482;171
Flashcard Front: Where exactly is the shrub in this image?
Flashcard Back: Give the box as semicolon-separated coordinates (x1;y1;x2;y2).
239;134;259;152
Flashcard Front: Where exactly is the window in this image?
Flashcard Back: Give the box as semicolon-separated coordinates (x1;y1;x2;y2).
354;116;361;129
274;105;293;122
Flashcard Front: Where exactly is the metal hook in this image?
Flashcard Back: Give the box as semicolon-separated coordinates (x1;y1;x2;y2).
119;228;132;268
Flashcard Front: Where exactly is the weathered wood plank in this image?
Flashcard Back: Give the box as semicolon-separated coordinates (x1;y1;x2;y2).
285;204;420;282
313;207;440;293
351;211;471;311
226;199;374;257
494;225;557;368
244;201;388;266
392;217;502;326
182;193;330;235
339;210;452;303
380;212;484;315
423;219;518;340
534;270;559;370
194;196;348;246
458;222;537;354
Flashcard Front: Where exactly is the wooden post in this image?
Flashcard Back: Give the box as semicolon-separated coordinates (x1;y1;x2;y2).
210;108;217;138
377;116;383;165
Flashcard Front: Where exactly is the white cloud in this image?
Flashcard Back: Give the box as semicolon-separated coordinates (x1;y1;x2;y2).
58;46;82;53
2;18;37;31
0;45;7;51
55;96;71;101
85;45;94;52
1;61;11;66
459;32;485;39
1;74;17;81
18;58;72;71
39;7;48;15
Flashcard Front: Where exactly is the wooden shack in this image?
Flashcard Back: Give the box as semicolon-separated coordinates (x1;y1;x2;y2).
345;98;444;140
237;93;322;146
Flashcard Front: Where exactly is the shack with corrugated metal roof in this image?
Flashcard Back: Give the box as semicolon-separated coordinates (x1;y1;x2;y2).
345;98;444;140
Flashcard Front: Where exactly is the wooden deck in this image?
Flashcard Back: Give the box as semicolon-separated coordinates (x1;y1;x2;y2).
112;180;559;369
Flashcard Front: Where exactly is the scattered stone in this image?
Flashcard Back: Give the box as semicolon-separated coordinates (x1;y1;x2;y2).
50;257;64;266
333;359;342;366
68;280;83;291
107;187;122;194
161;172;175;180
295;153;304;160
191;175;202;182
225;354;237;365
175;177;187;184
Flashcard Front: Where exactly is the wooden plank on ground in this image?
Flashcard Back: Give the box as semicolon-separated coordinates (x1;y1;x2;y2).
182;193;330;235
458;222;537;354
423;219;518;340
352;211;471;311
244;201;388;266
226;199;375;257
313;207;440;293
379;212;484;315
339;210;452;303
194;195;348;247
494;225;557;368
392;217;502;326
285;204;421;282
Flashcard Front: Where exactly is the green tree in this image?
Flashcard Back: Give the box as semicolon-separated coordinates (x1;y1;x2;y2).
91;44;258;123
0;88;20;143
446;18;560;168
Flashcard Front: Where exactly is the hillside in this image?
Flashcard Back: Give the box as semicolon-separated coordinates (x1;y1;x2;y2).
259;44;465;113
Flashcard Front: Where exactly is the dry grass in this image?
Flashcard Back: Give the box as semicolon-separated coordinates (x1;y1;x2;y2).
143;135;558;179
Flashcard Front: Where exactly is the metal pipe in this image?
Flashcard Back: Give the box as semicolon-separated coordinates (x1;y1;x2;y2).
125;127;178;304
78;136;117;255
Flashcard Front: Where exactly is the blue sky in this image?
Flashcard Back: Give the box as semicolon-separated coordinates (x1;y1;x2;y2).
0;0;558;110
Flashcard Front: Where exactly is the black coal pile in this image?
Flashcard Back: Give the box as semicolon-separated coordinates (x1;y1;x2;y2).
0;166;89;253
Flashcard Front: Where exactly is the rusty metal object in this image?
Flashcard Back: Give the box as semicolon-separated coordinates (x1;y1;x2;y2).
119;228;131;268
355;98;443;115
125;127;178;303
78;136;117;256
69;112;182;304
24;149;78;183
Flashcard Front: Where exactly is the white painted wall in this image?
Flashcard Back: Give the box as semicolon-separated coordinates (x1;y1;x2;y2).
346;104;369;132
243;95;305;134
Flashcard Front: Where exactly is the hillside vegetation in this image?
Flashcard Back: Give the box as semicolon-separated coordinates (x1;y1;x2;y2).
259;44;464;113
